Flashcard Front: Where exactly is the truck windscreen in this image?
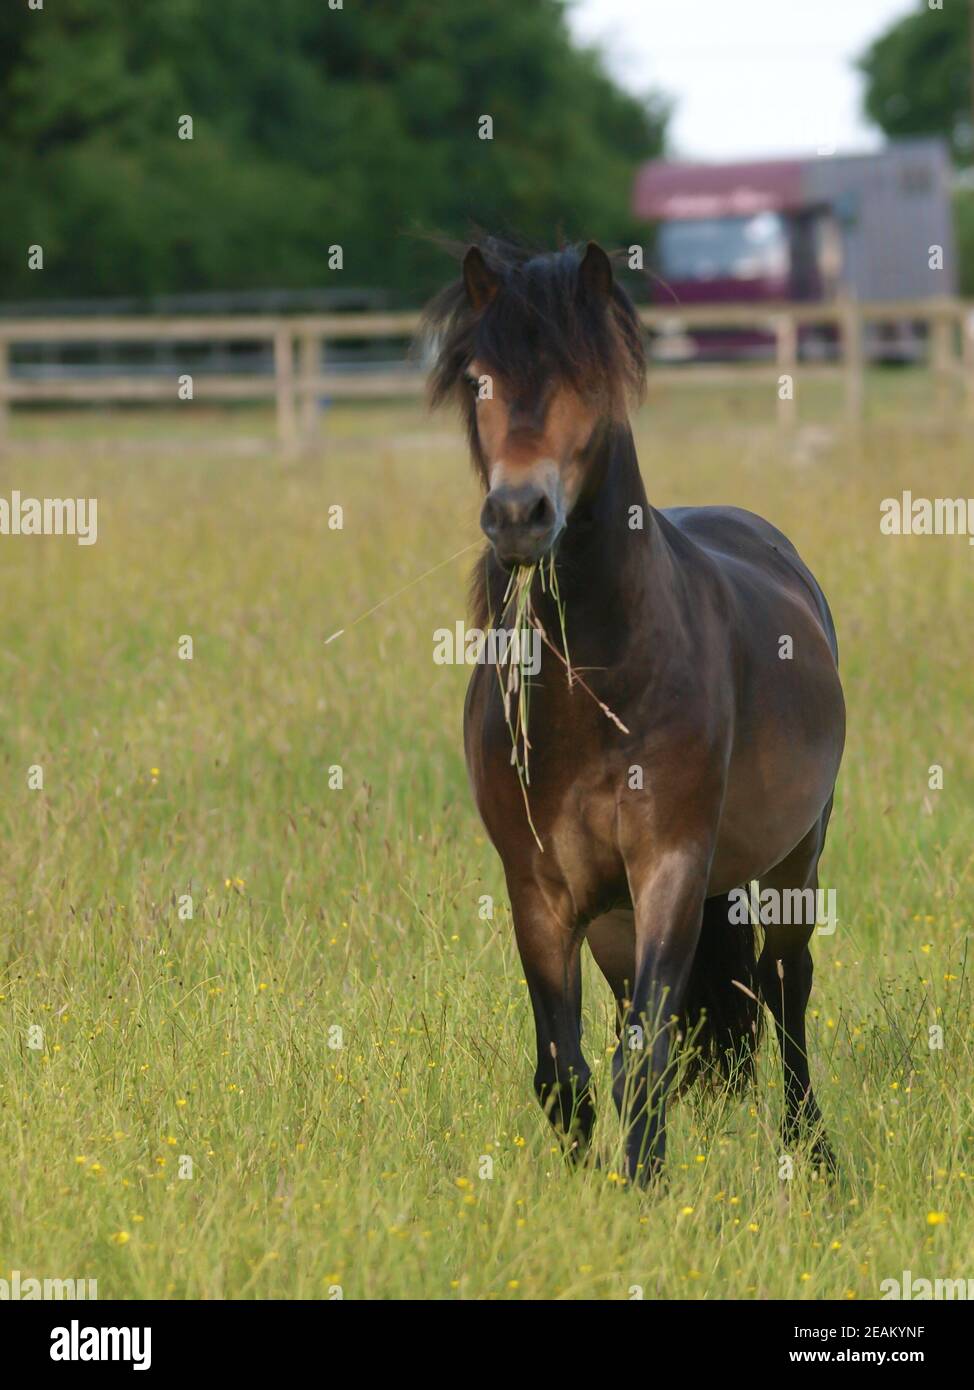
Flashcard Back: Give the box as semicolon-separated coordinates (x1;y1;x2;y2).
657;212;789;282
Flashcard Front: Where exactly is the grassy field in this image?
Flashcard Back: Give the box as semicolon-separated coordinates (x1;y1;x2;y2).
0;379;972;1300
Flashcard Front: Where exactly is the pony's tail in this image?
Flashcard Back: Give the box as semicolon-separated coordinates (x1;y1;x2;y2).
679;890;762;1089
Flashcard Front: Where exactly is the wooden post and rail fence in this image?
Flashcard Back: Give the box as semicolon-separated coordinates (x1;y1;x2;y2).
0;296;971;450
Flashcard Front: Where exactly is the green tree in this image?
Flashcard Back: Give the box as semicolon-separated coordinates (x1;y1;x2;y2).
954;185;974;294
859;1;973;164
0;0;667;304
859;2;974;293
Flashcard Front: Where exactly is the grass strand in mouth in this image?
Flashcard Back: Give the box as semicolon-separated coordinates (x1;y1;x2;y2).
493;562;542;850
493;557;628;853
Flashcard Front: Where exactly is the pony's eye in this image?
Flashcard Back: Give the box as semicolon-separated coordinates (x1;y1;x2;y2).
464;372;481;398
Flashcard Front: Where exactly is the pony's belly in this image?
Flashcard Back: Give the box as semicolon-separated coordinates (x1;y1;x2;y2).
711;736;842;891
709;607;845;889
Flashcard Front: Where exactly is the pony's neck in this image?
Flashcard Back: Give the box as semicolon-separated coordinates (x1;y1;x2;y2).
568;418;652;563
545;420;661;648
477;420;665;673
479;419;667;669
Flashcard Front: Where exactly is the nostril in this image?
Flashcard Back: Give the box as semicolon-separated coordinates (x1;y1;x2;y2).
526;494;551;531
481;484;559;550
480;495;501;537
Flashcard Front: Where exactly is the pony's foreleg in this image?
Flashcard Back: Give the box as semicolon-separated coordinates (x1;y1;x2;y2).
612;848;709;1184
510;883;594;1158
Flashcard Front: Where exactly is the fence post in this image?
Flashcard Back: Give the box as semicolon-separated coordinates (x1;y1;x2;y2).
841;297;864;427
273;324;297;452
930;303;953;419
775;312;798;428
298;330;319;448
963;306;974;420
0;337;8;451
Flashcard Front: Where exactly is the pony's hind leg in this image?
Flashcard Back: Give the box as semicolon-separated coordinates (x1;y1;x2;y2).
756;801;836;1173
585;907;636;1029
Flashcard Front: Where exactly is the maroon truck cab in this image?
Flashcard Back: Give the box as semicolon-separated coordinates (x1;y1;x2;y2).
633;145;955;363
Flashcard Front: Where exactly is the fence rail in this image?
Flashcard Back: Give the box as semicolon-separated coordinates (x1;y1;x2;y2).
0;297;971;449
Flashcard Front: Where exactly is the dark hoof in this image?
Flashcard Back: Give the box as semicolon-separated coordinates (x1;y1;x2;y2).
810;1137;838;1179
625;1156;666;1190
784;1125;838;1179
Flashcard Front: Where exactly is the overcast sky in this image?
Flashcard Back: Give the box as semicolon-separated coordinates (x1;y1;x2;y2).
568;0;920;161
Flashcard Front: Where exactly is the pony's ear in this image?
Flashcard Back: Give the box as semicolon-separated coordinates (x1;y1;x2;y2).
462;246;498;311
577;241;613;300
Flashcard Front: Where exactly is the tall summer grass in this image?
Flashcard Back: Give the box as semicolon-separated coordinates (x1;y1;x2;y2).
0;382;971;1299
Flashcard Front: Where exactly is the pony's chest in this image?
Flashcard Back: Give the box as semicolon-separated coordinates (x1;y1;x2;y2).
544;776;630;919
467;663;634;907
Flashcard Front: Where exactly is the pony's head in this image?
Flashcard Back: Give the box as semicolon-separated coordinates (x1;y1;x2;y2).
426;239;645;567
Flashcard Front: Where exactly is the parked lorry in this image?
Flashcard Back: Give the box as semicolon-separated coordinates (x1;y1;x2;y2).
632;139;957;362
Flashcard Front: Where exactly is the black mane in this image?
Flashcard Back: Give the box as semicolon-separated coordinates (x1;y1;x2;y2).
423;239;646;442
